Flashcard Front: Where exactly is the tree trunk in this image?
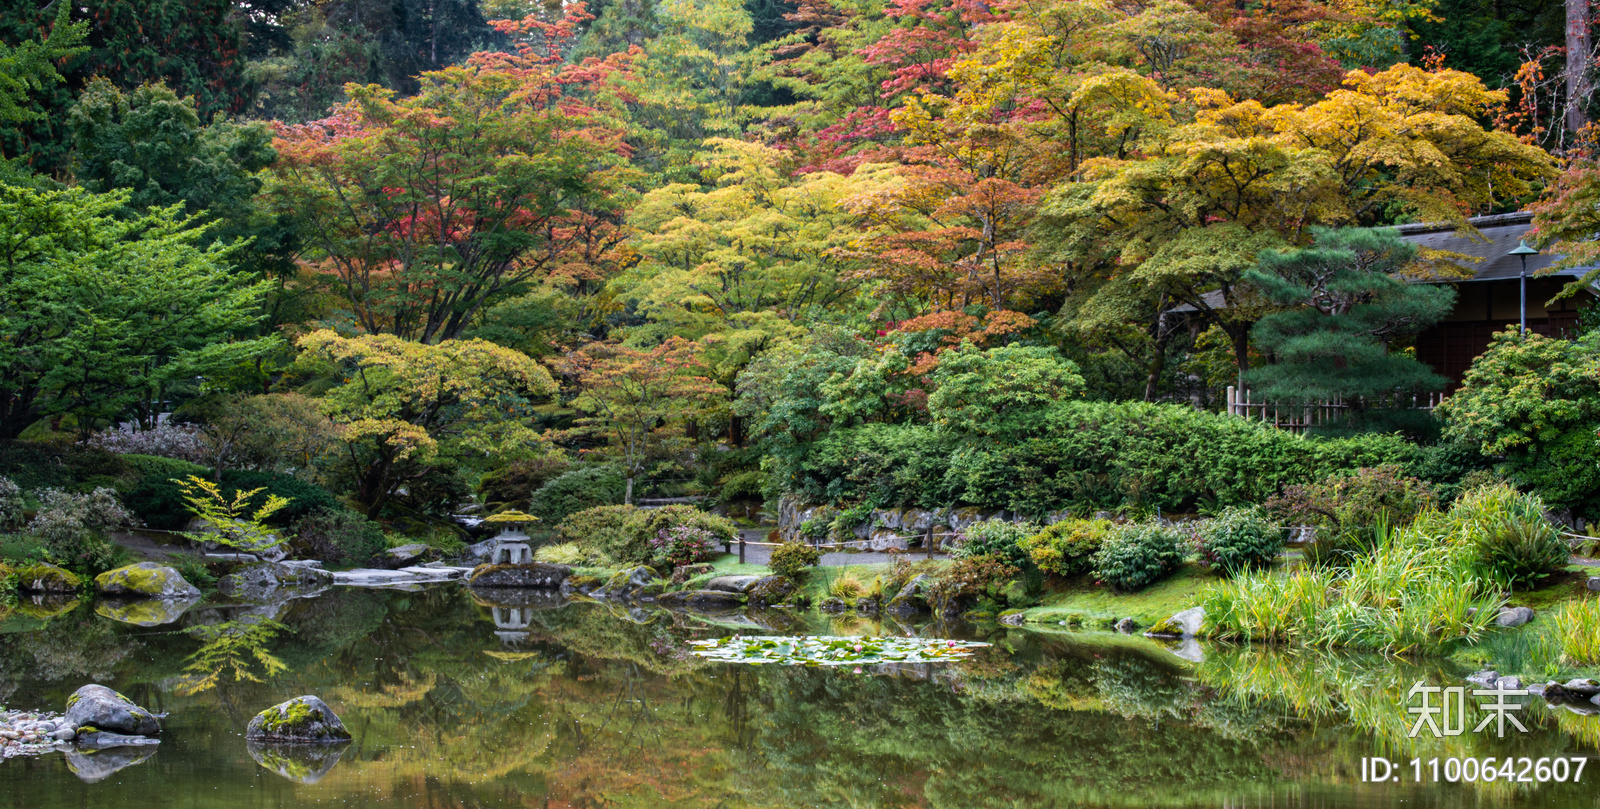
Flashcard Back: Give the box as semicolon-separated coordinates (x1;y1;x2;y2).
625;475;634;506
1143;327;1172;402
1571;0;1592;135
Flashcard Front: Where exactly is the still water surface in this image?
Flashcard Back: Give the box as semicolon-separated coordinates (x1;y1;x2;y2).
0;585;1597;808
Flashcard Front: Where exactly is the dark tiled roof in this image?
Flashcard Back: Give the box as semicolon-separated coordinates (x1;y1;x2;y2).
1396;212;1591;282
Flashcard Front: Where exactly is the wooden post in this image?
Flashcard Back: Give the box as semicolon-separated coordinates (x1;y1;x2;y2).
738;535;746;564
925;524;935;558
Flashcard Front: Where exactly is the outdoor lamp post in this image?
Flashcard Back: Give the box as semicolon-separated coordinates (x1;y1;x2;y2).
1511;239;1539;336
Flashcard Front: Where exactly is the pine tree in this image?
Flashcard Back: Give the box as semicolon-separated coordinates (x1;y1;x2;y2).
1244;227;1454;403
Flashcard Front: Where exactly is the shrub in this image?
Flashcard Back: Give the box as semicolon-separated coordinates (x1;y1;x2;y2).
0;477;22;530
1091;522;1185;592
641;505;739;546
926;554;1024;614
0;441;133;493
529;466;626;524
1448;484;1568;588
25;487;133;575
1021;519;1115;577
718;470;767;505
777;400;1417;515
1193;507;1284;576
951;519;1037;567
769;542;821;579
289;508;387;567
83;421;210;464
120;454;209;483
650;525;719;568
1265;465;1437;566
556;505;651;565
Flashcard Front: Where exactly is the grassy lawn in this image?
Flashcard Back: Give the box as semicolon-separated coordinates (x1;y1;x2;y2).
1022;563;1219;627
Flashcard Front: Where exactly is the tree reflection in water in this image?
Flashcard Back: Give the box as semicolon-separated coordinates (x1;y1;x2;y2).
0;589;1596;808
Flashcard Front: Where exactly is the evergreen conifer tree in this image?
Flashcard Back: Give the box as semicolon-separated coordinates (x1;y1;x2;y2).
1244;227;1454;403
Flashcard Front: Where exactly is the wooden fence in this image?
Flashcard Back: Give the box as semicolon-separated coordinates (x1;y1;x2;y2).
1225;386;1445;433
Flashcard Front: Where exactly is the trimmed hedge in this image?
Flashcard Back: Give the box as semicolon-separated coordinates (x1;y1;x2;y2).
778;400;1417;515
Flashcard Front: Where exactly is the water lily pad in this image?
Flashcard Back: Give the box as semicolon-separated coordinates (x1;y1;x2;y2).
688;635;988;667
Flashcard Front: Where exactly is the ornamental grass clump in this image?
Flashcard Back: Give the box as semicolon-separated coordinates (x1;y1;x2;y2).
1201;516;1503;654
1444;484;1569;588
1551;598;1600;665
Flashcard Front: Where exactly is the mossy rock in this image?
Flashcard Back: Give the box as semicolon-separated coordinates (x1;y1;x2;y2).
1145;606;1205;638
95;563;201;599
63;684;160;737
465;562;571;588
746;575;798;606
15;562;81;593
246;696;351;743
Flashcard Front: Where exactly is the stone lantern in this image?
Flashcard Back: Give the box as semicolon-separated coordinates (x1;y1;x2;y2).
482;511;540;565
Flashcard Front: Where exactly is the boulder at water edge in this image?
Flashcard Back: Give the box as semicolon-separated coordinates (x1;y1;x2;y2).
885;574;930;617
246;696;351;743
746;575;798;606
465;562;572;589
219;562;333;602
591;566;662;599
1146;606;1205;639
14;563;81;593
95;563;201;599
656;589;745;610
64;685;161;737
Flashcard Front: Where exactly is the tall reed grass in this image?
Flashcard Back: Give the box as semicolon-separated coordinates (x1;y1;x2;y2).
1551;597;1600;665
1201;519;1502;654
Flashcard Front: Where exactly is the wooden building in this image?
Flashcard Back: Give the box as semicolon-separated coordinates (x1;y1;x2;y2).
1398;212;1595;386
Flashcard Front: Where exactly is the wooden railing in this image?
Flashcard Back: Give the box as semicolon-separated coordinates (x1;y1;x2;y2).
1226;386;1445;433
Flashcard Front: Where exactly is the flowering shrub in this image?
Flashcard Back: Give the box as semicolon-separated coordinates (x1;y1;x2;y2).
28;487;136;573
651;525;719;568
83;421;210;464
0;477;23;530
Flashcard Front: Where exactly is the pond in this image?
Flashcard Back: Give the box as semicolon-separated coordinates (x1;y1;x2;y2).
0;585;1597;808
